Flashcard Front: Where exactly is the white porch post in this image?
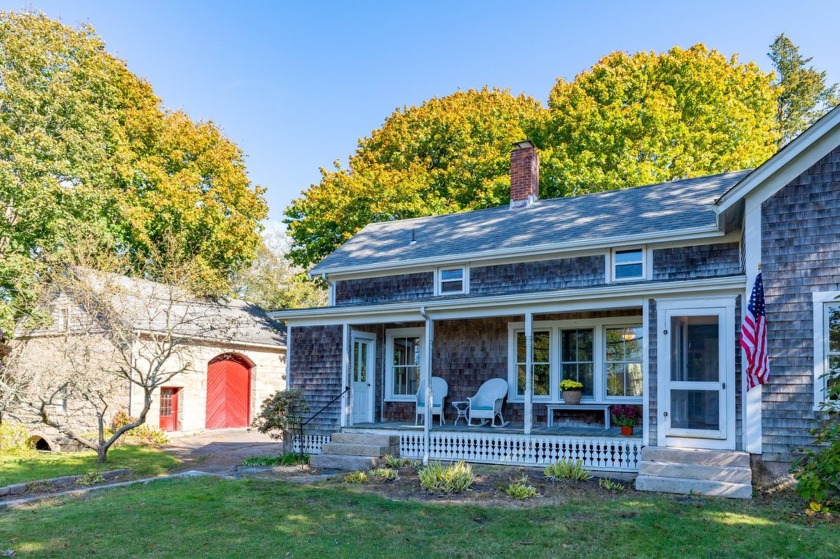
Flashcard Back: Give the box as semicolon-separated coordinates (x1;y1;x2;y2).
422;308;434;464
340;323;350;428
524;312;534;435
744;201;763;454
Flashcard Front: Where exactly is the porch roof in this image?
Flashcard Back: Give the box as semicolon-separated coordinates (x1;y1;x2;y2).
312;170;749;277
274;275;745;325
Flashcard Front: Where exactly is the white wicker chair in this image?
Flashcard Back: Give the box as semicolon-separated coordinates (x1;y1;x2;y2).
467;378;508;427
415;376;449;425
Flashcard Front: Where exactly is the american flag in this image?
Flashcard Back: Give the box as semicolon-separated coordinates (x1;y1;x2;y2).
740;272;769;390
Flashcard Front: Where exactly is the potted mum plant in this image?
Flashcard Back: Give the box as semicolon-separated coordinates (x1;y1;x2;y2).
611;405;640;435
560;379;583;405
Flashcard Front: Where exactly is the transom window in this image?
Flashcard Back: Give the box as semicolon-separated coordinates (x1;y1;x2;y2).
508;319;644;403
612;248;645;281
437;267;467;295
385;328;424;401
605;327;644;397
515;330;551;398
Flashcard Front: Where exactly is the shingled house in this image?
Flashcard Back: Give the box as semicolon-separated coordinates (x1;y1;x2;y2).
275;106;840;497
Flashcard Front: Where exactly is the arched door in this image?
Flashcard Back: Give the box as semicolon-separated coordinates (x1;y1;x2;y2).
206;354;252;429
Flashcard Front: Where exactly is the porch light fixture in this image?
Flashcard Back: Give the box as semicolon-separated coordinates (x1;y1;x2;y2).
621;328;637;342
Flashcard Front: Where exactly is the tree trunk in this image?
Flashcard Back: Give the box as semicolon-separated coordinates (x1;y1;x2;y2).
97;445;108;463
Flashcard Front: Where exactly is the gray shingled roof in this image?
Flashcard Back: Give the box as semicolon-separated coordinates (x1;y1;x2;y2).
82;271;285;347
312;170;750;274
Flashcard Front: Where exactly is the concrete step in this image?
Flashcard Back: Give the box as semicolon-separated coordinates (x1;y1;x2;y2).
310;454;381;471
638;461;752;484
330;432;400;446
635;475;752;499
320;443;397;457
640;447;750;468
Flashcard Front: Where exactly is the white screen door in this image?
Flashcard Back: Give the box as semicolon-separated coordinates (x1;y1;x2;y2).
351;332;376;424
658;300;735;449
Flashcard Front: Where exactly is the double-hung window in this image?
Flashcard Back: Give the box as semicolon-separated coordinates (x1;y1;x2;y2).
437;267;467;295
605;326;644;397
814;293;840;409
612;248;645;281
514;330;551;398
561;329;594;398
386;328;424;401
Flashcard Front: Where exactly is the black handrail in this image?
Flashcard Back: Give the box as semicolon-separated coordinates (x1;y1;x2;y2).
298;386;349;461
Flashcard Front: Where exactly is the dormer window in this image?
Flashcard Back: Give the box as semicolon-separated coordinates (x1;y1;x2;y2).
612;248;645;281
437;267;468;295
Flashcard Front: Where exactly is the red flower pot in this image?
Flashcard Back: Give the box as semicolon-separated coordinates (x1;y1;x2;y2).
620;425;634;436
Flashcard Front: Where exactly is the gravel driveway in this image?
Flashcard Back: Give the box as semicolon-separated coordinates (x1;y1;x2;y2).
163;428;284;474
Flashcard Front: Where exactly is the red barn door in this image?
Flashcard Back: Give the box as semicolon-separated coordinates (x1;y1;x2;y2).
206;355;252;429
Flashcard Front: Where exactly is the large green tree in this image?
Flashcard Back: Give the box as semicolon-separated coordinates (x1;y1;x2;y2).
0;12;267;327
285;87;547;267
545;44;779;196
769;34;839;145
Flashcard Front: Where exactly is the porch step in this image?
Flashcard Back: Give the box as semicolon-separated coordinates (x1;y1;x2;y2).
635;447;752;499
320;443;397;457
330;433;400;447
635;475;752;499
310;454;381;471
311;432;401;472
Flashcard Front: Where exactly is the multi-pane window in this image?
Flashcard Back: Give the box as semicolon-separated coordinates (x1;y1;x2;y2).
825;305;840;402
605;326;644;397
515;330;551;397
561;329;594;397
391;336;421;397
439;267;466;294
613;249;644;281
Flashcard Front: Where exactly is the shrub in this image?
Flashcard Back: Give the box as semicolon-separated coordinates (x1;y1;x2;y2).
252;390;309;449
792;379;839;512
370;467;398;482
599;478;626;492
108;411;169;447
344;471;369;484
544;459;593;481
242;452;309;467
383;454;417;470
418;461;475;494
0;421;31;454
505;475;538;500
76;471;104;487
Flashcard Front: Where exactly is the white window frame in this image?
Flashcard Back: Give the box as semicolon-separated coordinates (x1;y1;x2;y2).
507;317;643;404
435;266;469;295
813;291;840;410
603;324;645;400
384;327;425;402
610;246;647;283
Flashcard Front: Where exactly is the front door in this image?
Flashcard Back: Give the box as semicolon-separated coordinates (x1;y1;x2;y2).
159;387;179;432
351;332;376;424
658;299;736;450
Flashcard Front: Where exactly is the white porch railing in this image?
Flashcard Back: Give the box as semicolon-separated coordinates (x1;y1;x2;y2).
292;434;331;454
296;430;641;472
399;431;641;472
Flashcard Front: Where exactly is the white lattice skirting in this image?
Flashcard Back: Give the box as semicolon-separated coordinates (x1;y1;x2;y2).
296;431;640;472
399;432;641;472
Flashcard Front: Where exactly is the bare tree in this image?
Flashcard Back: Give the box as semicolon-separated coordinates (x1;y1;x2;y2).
7;265;256;462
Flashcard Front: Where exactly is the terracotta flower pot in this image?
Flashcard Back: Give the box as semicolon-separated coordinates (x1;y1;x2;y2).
620;425;634;436
562;390;582;405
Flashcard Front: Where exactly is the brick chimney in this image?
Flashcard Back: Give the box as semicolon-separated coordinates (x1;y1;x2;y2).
510;140;539;209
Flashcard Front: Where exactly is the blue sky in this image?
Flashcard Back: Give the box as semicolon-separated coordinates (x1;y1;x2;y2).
3;1;839;230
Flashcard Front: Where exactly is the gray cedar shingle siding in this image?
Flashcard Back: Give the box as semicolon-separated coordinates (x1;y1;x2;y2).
652;242;742;281
647;299;658;446
334;272;434;305
289;325;343;435
470;256;606;296
760;145;840;461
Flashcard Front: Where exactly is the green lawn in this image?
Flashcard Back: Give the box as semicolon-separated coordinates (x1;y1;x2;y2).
1;476;836;558
0;446;179;486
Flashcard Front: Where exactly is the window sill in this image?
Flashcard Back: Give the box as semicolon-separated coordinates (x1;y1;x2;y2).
384;396;417;403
